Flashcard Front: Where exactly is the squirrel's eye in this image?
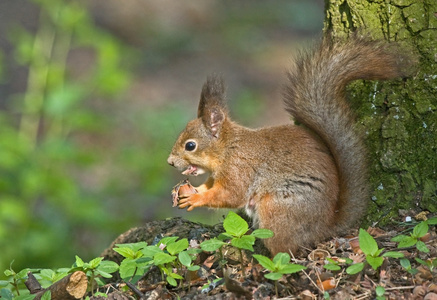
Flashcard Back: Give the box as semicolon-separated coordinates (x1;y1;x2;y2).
185;141;197;151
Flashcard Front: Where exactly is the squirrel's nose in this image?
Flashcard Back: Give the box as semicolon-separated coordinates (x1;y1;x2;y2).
167;157;175;166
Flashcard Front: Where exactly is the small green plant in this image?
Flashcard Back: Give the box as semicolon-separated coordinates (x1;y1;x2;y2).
70;256;119;294
323;257;353;272
391;218;437;253
113;242;158;284
253;252;305;297
204;211;273;275
346;229;404;274
375;286;385;300
399;258;418;275
115;237;201;287
0;264;30;296
415;257;437;272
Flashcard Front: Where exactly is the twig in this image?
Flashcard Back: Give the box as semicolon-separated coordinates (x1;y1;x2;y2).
289;250;324;294
125;281;145;299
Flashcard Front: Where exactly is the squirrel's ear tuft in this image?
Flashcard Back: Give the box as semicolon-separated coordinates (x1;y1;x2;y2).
198;75;228;138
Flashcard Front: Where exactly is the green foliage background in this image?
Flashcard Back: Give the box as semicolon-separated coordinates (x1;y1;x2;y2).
0;0;323;274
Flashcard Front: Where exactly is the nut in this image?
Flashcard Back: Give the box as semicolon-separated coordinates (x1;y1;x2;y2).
171;179;198;207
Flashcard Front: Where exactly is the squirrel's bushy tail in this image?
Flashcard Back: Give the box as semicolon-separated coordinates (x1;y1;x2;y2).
283;36;410;231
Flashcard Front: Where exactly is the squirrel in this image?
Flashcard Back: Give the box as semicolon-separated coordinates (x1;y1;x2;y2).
167;36;409;255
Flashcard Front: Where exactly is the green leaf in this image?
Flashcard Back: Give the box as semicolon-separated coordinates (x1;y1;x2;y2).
264;272;283;280
375;286;385;297
141;246;162;258
230;235;255;251
253;254;276;271
279;263;306;274
0;288;14;300
415;258;427;266
178;251;192;267
397;236;417;248
166;276;177;286
115;242;148;252
346;263;364;275
0;281;10;287
159;236;179;247
273;252;291;268
188;265;200;271
153;252;176;265
40;269;55;281
358;229;378;256
218;232;233;241
95;269;112;279
16;295;37;300
75;256;85;267
167;239;189;256
413;221;429;238
223;211;249;237
118;258;137;281
200;238;226;252
251;229;274;239
391;234;408;242
400;258;411;269
113;247;138;259
366;256;384;270
416;241;429;253
98;260;119;274
427;217;437;225
169;272;184;280
324;263;341;271
382;251;404;258
89;257;104;269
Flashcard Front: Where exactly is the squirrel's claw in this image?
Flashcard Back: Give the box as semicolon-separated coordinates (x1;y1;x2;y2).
178;194;202;211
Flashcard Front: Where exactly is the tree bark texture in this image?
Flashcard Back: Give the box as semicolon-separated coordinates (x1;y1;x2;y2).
324;0;437;223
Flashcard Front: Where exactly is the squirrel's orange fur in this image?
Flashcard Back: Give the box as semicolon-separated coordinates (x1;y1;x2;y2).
167;36;409;255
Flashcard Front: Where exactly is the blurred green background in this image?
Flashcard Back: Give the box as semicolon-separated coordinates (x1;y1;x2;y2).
0;0;323;273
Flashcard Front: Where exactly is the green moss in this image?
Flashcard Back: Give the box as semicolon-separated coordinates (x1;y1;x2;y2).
325;0;437;223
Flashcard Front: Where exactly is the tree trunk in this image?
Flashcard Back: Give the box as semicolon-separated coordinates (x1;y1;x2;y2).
324;0;437;223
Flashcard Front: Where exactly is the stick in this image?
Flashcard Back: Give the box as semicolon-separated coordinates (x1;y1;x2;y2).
26;271;88;300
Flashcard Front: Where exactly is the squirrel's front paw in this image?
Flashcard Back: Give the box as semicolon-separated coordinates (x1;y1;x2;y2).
178;194;204;211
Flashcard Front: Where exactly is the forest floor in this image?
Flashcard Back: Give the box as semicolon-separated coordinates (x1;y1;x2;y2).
85;212;437;300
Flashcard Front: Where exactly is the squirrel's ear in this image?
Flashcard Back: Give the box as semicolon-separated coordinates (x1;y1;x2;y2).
197;75;227;138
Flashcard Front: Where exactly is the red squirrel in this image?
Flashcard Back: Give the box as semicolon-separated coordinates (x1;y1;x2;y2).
167;36;409;254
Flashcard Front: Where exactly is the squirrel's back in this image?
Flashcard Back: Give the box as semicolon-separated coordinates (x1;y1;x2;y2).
283;36;410;232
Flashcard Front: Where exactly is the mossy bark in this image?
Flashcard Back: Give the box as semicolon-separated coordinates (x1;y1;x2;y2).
324;0;437;224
